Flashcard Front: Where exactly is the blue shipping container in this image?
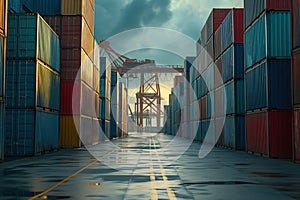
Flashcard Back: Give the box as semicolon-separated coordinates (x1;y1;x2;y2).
0;36;4;98
4;109;59;157
32;0;61;15
245;12;291;69
0;103;3;160
223;115;245;150
7;13;60;72
224;80;244;115
99;98;110;120
6;60;60;111
245;60;291;111
8;0;34;13
222;44;244;83
202;64;214;91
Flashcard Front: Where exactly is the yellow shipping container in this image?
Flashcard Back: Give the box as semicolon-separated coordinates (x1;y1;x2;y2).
60;115;81;148
61;0;94;34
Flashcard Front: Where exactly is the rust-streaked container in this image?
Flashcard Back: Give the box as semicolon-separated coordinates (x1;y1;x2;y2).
61;0;94;34
246;110;292;158
293;108;300;161
0;0;7;36
293;50;300;106
60;115;81;148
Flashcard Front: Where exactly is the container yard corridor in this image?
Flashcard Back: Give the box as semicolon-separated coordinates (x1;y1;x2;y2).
1;0;300;199
1;133;300;199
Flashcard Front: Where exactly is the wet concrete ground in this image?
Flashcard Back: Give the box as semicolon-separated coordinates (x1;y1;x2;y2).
1;133;300;200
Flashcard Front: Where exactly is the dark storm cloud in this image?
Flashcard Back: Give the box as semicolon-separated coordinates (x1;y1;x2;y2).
95;0;172;41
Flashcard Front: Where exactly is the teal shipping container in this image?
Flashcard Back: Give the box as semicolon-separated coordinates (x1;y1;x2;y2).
8;0;33;13
6;60;60;111
223;115;245;150
245;11;291;69
4;109;59;157
207;92;214;119
0;103;3;160
0;36;4;98
7;13;60;72
224;80;245;115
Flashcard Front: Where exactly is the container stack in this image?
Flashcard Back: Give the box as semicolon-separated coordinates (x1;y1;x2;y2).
40;0;97;148
163;105;170;134
197;9;231;144
219;9;245;150
292;0;300;162
0;0;7;161
99;57;111;139
172;76;184;136
110;71;120;138
244;0;292;158
5;13;60;157
118;82;128;137
183;57;195;139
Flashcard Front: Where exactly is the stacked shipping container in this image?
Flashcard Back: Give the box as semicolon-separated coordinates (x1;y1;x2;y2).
41;0;98;148
218;9;245;150
118;82;128;137
244;0;292;158
5;13;60;156
292;0;300;162
0;0;7;160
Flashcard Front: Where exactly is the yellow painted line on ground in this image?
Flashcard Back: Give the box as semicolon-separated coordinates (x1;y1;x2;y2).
29;160;98;200
149;138;158;200
152;137;177;200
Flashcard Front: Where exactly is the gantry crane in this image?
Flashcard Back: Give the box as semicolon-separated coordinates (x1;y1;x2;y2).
99;40;183;128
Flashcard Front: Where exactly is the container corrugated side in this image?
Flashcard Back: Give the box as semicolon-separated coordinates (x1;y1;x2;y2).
60;81;80;115
6;60;60;111
293;50;300;105
43;16;62;37
294;108;300;161
245;12;291;69
223;115;245;150
33;0;61;15
61;0;94;34
207;92;214;119
214;25;222;60
81;17;94;62
0;36;4;98
214;57;222;88
5;109;59;157
60;115;81;148
7;13;60;72
225;80;244;115
245;60;291;111
292;0;300;50
61;16;81;48
7;0;33;14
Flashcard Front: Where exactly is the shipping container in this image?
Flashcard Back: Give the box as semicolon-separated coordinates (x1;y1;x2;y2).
61;0;94;35
244;0;291;29
99;119;110;139
60;115;81;148
207;92;214;119
7;13;60;72
214;57;223;88
200;120;209;142
0;0;7;36
245;12;291;69
246;110;292;158
214;86;225;117
99;98;110;120
93;65;100;94
294;108;300;161
43;16;61;37
245;60;291;111
200;96;207;120
5;109;59;157
201;9;231;44
6;60;60;111
205;36;214;62
7;0;33;13
224;80;244;115
292;0;300;50
202;64;214;91
214;25;222;60
32;0;61;15
222;44;244;83
222;9;244;52
293;50;300;105
0;103;3;160
0;35;4;98
223;115;245;150
60;81;80;115
100;57;111;100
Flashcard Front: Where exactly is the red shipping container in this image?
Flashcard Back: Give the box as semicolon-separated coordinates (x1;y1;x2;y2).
201;96;207;120
60;81;81;115
233;9;244;44
61;48;81;80
246;110;292;158
293;108;300;161
266;0;291;11
293;50;300;106
61;16;82;48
